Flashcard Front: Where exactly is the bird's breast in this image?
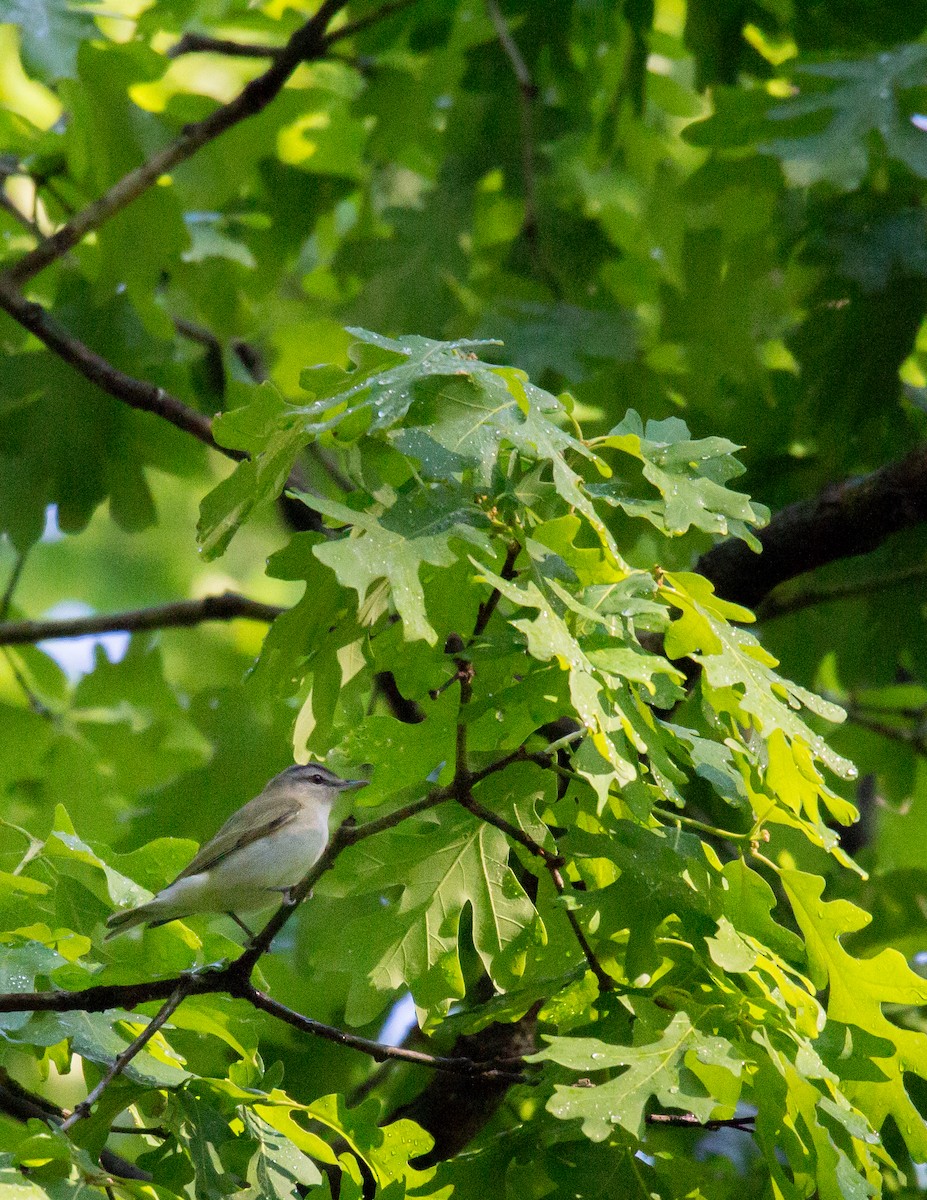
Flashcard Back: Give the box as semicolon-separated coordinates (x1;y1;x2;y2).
212;815;329;891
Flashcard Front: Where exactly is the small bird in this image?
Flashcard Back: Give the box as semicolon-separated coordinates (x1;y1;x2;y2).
105;763;366;939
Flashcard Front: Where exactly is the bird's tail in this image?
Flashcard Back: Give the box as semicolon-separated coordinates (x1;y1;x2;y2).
105;903;157;940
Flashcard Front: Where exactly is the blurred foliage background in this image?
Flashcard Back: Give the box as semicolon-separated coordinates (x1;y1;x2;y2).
3;0;927;1194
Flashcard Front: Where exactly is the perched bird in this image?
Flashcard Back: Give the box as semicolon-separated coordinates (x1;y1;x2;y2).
105;763;366;939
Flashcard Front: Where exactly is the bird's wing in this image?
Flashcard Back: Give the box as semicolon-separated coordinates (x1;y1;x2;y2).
173;791;303;881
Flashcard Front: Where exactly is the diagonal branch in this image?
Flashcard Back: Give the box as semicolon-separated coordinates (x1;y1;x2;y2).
244;985;525;1080
61;979;194;1131
463;780;614;992
698;441;927;609
3;0;351;287
0;592;285;646
0;1069;151;1181
0;732;591;1066
234;788;453;970
168;0;417;60
0;279;226;453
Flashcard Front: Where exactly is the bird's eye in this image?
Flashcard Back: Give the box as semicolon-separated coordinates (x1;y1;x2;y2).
311;773;324;784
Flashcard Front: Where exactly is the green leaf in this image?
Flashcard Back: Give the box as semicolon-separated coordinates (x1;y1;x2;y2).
592;411;769;549
0;0;97;80
241;1108;323;1199
536;1009;741;1139
782;868;927;1158
340;809;541;1022
661;572;858;850
310;488;492;644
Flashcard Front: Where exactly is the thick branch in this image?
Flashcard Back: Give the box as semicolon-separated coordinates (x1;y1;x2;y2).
0;592;285;646
4;0;351;286
0;280;226;453
698;442;927;609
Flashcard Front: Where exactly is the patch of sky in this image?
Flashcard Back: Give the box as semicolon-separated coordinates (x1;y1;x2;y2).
39;601;129;682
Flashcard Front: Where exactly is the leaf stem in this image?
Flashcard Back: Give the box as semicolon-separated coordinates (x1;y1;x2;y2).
651;805;757;843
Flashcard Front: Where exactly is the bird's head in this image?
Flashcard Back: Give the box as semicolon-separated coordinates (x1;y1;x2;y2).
270;762;368;806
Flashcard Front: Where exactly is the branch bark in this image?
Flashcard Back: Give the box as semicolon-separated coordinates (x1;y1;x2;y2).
0;279;226;453
697;442;927;609
0;592;285;646
3;0;351;287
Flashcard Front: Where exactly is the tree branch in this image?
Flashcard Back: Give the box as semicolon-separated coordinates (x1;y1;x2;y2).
698;442;927;609
168;32;280;58
233;787;453;970
645;1111;755;1132
3;0;352;287
0;279;227;453
243;985;525;1080
61;980;194;1130
485;0;541;260
460;576;612;991
0;1069;151;1181
758;561;927;621
168;0;419;61
0;730;591;1072
0;592;285;646
323;0;419;46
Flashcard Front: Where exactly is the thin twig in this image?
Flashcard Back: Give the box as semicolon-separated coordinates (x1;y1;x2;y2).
547;862;614;992
4;0;351;287
844;710;927;755
244;985;525;1080
110;1124;168;1137
0;2;414;496
2;647;51;717
0;190;41;236
168;32;280;58
484;0;544;268
0;732;597;1083
651;804;761;844
646;1111;756;1131
0;592;285;647
461;783;613;991
473;540;520;638
0;1070;151;1180
460;792;563;865
0;551;27;622
463;576;611;991
0;280;225;453
61;980;194;1131
1;556;50;715
759;562;927;621
324;0;420;47
466;728;587;787
231;788;455;971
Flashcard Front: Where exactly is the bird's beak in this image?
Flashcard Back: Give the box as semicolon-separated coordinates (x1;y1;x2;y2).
340;778;369;790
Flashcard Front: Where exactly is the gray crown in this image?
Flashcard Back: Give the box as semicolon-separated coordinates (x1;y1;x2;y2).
275;763;366;790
